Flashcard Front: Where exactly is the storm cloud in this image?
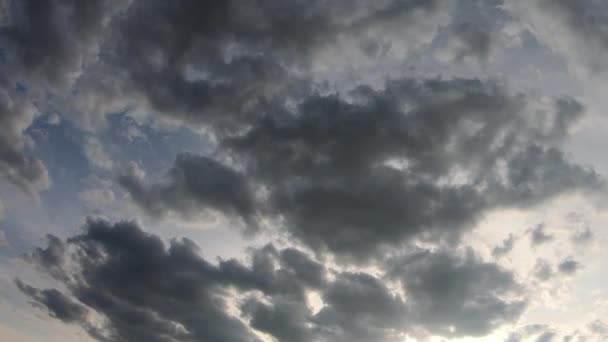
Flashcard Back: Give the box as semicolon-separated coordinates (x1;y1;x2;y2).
492;234;516;258
108;76;603;262
0;0;444;195
119;153;256;227
226;79;599;259
0;0;127;194
4;1;608;341
388;248;526;337
17;219;525;341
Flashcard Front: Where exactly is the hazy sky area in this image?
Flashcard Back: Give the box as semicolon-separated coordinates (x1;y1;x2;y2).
2;1;608;341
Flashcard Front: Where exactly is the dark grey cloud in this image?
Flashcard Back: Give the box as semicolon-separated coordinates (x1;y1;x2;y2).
313;272;408;342
112;77;602;261
493;233;517;258
388;248;526;337
0;83;49;195
536;0;608;71
509;0;608;74
63;0;443;130
242;296;314;342
18;218;526;341
558;258;581;275
0;0;126;88
509;321;608;342
530;224;554;246
19;218;335;341
506;324;554;342
532;257;582;281
532;259;554;281
24;234;67;281
119;153;256;227
4;2;608;340
19;219;263;341
434;0;509;64
225;78;601;260
453;22;491;60
0;0;128;194
0;0;443;194
15;279;87;324
438;21;492;64
535;331;556;342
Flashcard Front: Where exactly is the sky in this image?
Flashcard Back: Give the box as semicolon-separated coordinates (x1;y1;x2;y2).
1;0;608;341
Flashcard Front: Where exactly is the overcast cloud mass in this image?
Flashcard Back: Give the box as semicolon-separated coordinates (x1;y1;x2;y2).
2;1;608;341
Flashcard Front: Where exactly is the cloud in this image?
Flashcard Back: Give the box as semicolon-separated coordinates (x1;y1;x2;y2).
571;227;594;245
19;219;263;341
529;224;554;246
508;320;608;342
18;218;526;341
83;136;114;170
508;0;608;75
388;248;526;337
119;153;256;228
15;279;87;324
532;259;554;281
225;78;602;260
51;0;445;131
24;234;67;281
435;21;492;65
242;296;314;342
1;0;128;89
557;258;581;275
112;77;602;261
4;2;608;340
1;0;600;210
589;320;608;335
0;230;7;248
536;331;557;342
0;86;50;196
0;0;129;195
493;233;517;258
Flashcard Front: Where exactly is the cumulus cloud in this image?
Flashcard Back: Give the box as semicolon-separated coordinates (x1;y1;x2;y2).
557;258;581;275
439;21;492;63
83;136;114;170
0;85;49;195
434;0;505;65
529;224;554;246
571;227;594;245
493;234;517;258
119;153;256;227
15;279;88;324
17;218;525;341
508;0;608;75
532;259;554;282
388;248;526;337
0;0;129;194
508;321;608;342
4;1;608;341
24;234;66;281
108;76;604;261
223;78;601;259
19;219;265;341
42;0;446;131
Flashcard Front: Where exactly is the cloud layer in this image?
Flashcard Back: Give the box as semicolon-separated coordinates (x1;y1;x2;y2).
18;219;526;341
3;1;608;341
